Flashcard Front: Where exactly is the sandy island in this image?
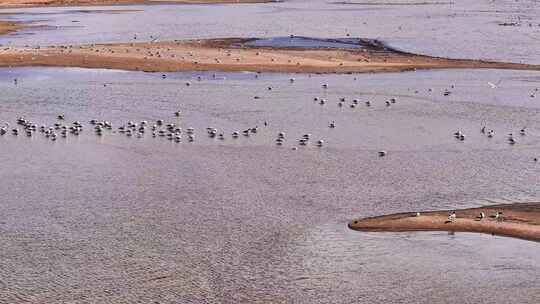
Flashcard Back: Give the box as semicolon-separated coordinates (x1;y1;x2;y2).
348;203;540;242
0;0;274;8
1;38;540;74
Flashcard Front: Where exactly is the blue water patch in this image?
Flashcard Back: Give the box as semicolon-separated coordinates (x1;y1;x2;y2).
242;36;366;49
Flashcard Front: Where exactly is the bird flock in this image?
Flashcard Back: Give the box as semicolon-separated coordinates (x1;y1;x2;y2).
2;77;538;161
453;125;528;145
444;211;504;222
0;113;332;149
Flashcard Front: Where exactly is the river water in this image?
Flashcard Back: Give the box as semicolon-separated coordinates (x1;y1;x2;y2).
0;1;539;303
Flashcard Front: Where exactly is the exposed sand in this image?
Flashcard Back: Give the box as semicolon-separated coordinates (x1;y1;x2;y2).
1;38;540;74
0;20;24;35
348;203;540;242
0;0;273;8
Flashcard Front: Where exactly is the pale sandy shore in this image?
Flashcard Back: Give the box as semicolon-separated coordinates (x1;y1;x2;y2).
1;38;540;74
0;0;273;8
348;203;540;242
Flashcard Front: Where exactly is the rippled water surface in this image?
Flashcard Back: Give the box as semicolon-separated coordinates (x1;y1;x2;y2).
1;67;539;303
1;0;540;303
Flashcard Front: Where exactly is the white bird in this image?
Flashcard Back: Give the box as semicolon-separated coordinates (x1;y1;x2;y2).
448;212;456;222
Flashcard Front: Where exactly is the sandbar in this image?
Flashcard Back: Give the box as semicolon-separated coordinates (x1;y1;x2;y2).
1;38;539;74
348;203;540;242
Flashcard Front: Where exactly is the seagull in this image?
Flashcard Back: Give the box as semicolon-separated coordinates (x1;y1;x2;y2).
487;79;503;89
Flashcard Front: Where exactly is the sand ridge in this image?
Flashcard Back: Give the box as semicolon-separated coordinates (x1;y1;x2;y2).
348;203;540;242
1;38;540;74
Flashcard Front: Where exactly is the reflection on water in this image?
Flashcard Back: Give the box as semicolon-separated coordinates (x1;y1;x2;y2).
0;67;539;303
243;36;366;49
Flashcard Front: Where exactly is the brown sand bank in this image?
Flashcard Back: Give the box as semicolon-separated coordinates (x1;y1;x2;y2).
1;38;539;73
0;0;273;8
348;203;540;242
0;20;24;35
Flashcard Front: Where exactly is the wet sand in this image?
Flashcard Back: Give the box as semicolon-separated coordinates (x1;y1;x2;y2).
0;0;273;8
349;203;540;242
1;38;540;73
0;20;24;35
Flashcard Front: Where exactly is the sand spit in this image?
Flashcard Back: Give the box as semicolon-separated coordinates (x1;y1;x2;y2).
0;20;24;35
0;0;274;8
348;203;540;242
1;38;539;74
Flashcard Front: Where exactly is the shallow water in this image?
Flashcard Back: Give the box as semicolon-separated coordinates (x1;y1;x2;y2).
0;67;539;303
0;0;540;63
1;0;540;302
243;36;366;49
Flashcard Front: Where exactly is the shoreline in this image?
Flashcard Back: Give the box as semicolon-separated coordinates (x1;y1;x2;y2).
0;0;276;9
1;38;540;74
348;203;540;242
